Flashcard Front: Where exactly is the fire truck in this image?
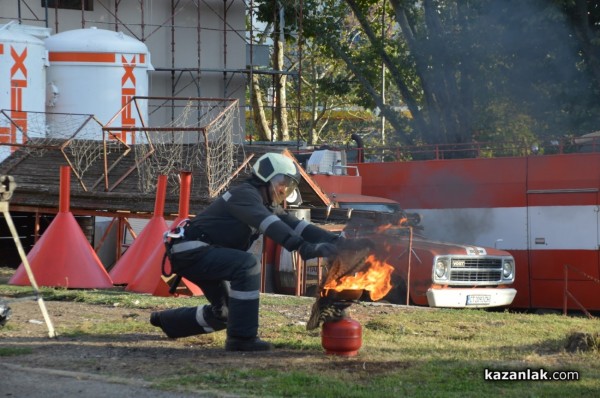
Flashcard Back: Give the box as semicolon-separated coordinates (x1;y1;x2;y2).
265;149;517;308
353;146;600;312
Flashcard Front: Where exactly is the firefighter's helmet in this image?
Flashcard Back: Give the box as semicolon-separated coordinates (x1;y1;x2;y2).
252;153;299;183
252;153;300;202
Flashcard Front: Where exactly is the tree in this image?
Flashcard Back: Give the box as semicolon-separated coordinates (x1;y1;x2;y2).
305;0;600;152
250;0;300;142
248;18;274;142
251;1;600;151
251;0;382;146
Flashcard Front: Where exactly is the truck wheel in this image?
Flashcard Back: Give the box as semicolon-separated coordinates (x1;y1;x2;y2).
359;274;409;305
381;274;409;305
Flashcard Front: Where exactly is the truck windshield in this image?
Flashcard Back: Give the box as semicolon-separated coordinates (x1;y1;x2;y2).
338;202;401;213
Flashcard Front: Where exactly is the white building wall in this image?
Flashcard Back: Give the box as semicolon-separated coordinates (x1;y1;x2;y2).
0;0;247;140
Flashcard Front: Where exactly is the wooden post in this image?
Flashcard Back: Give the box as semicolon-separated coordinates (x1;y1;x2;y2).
1;201;56;338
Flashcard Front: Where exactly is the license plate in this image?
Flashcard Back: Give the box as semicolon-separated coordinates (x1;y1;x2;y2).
466;295;491;305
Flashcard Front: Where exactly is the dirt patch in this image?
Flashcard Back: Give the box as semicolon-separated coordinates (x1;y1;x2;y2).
2;299;328;374
0;277;416;397
0;259;425;398
1;298;407;367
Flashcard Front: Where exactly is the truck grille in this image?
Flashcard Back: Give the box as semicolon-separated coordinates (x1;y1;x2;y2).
449;258;503;283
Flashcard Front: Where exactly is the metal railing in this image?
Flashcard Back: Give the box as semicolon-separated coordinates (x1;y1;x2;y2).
356;137;600;163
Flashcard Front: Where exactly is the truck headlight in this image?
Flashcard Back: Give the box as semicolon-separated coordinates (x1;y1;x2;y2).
502;259;514;279
434;258;449;280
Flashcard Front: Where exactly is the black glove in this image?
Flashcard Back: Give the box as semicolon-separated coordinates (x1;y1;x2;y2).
298;242;338;260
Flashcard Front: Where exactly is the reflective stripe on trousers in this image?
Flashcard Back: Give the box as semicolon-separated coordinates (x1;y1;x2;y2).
226;257;261;338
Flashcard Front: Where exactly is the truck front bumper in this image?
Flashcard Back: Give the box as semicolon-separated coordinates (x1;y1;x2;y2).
426;287;517;308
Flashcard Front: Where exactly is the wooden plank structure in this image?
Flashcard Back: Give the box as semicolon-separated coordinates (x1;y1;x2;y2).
0;139;334;271
0;143;331;219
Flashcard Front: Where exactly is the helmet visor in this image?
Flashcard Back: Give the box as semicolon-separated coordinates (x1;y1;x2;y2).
269;174;299;204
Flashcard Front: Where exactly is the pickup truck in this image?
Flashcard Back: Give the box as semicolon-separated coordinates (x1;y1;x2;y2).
271;192;517;308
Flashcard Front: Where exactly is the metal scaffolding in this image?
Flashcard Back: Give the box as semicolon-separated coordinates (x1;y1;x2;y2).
2;0;303;138
0;0;307;270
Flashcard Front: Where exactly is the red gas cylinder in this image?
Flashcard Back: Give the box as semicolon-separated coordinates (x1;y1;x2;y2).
321;317;362;356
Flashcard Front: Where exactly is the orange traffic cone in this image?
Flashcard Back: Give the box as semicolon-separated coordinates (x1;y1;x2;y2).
9;166;113;288
126;172;202;296
109;175;169;285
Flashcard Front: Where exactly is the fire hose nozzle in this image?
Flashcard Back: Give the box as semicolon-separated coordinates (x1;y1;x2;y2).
0;175;16;202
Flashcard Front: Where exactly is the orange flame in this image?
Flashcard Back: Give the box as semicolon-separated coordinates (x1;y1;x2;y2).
324;254;394;301
376;223;394;233
376;215;408;232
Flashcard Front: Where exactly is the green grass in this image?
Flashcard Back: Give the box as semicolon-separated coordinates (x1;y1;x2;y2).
2;278;600;397
158;302;600;397
0;346;33;356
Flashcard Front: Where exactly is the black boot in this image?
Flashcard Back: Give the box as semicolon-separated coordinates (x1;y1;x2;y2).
150;312;162;327
225;336;273;352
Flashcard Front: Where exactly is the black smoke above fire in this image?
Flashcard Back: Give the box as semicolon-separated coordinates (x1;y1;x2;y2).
342;208;422;239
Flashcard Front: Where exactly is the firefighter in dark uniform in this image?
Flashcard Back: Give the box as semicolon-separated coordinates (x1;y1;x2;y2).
150;152;340;351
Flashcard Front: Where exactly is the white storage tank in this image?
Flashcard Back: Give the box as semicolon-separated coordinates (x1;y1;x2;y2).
0;22;49;163
45;27;152;144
